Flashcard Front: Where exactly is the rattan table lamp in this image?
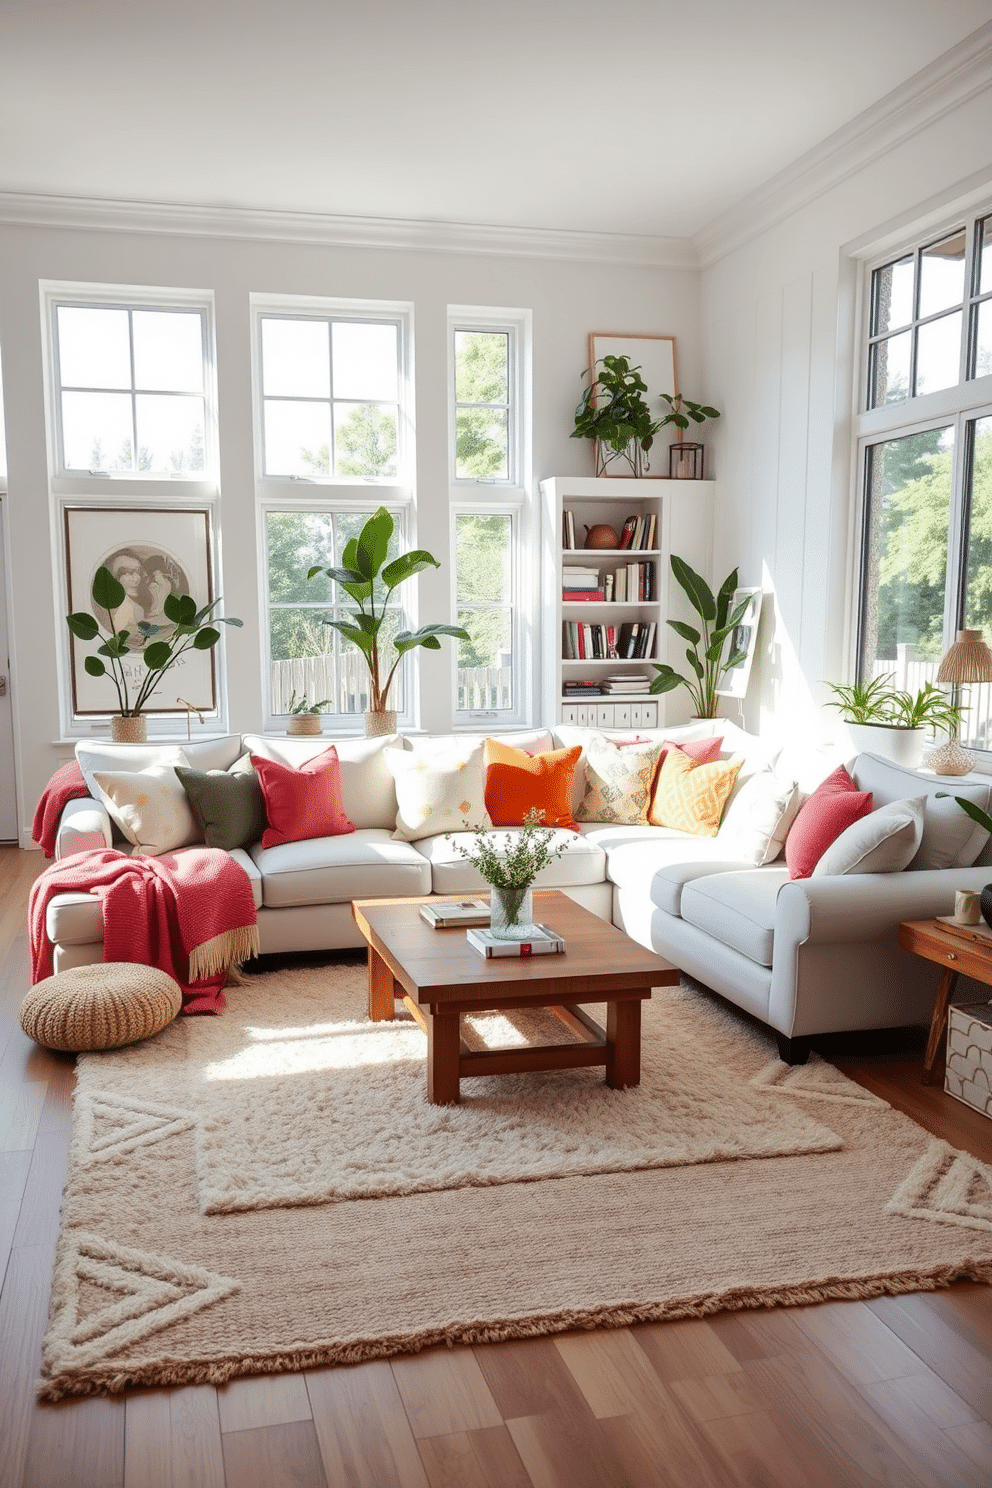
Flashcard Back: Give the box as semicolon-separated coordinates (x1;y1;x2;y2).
924;628;992;776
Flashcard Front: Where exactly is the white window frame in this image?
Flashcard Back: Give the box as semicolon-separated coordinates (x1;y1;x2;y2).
40;282;227;741
448;307;533;729
851;204;992;757
251;294;417;734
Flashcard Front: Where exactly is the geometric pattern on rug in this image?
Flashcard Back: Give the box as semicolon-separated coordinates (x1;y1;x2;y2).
45;1232;239;1371
751;1054;890;1108
886;1139;992;1233
75;1092;195;1164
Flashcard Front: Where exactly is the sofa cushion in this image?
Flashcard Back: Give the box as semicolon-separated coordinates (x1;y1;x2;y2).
648;749;743;835
249;830;431;908
598;835;755;911
251;746;355;849
76;735;243;795
680;867;790;967
812;796;925;877
385;742;491;840
415;829;606;894
851;754;992;870
785;765;872;879
175;755;267;851
573;734;665;825
92;754;201;856
718;768;801;866
483;738;581;829
242;732;400;832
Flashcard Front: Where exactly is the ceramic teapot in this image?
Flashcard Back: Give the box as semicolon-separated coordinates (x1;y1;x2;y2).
583;523;620;550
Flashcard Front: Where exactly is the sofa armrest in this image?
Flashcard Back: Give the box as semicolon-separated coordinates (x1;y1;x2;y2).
776;867;992;948
55;796;113;859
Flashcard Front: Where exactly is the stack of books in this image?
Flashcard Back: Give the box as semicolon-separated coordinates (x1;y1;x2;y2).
420;899;491;929
562;565;603;602
601;674;651;694
563;678;603;696
618;513;658;551
616;621;657;659
467;924;566;958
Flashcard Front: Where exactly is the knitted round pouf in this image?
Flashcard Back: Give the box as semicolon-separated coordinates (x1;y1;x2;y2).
20;963;183;1052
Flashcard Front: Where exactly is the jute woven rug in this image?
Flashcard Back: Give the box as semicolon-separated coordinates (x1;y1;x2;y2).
40;959;992;1399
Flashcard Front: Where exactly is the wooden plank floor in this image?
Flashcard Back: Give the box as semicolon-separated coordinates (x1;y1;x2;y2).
1;844;990;1488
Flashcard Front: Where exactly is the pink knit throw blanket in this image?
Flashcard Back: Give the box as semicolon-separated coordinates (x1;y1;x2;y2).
31;761;90;859
29;848;260;1014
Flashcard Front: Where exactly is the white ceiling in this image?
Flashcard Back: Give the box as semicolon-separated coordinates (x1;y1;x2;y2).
1;0;991;241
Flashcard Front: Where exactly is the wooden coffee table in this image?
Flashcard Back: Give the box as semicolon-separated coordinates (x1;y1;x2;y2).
352;891;678;1105
899;917;992;1084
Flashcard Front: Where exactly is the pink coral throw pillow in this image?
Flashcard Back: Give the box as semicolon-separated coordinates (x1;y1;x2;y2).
251;746;355;849
784;764;872;880
664;737;724;764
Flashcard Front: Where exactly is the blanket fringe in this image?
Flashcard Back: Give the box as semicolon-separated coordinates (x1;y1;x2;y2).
188;925;261;982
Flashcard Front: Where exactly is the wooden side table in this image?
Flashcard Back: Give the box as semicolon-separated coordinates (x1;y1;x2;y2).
899;918;992;1084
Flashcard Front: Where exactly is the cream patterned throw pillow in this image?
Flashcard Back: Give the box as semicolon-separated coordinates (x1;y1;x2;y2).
648;747;743;837
92;752;199;855
574;734;664;824
385;743;492;841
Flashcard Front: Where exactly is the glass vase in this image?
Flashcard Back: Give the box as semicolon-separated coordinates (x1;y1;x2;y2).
489;885;536;940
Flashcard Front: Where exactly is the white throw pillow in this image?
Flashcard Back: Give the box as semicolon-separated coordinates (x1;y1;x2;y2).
718;769;801;866
811;796;925;877
574;734;664;825
852;754;992;869
92;752;199;855
384;743;492;841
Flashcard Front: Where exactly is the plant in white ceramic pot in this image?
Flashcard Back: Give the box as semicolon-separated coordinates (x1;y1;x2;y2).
824;676;963;767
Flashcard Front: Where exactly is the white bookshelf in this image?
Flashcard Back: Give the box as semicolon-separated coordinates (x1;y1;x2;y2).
540;476;715;726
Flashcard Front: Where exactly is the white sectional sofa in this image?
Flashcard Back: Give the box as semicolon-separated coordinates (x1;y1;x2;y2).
47;722;992;1062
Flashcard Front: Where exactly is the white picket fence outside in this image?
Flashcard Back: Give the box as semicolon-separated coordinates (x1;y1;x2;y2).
271;656;512;718
869;644;992;750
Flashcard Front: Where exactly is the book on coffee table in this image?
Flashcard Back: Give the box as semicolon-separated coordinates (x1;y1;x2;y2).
466;924;565;958
420;899;491;929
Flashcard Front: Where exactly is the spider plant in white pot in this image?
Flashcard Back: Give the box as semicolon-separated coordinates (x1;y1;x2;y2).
824;676;964;768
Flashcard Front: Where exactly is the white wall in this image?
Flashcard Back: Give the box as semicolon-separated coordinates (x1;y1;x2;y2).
699;84;992;748
0;220;700;843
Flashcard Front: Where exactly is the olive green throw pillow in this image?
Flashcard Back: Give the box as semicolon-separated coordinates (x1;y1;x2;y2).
175;757;267;852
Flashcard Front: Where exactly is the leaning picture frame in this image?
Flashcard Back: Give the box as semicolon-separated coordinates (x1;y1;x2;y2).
716;587;763;699
588;333;678;479
63;506;217;716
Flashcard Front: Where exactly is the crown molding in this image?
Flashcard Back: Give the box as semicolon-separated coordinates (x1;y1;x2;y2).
694;22;992;269
0;190;698;269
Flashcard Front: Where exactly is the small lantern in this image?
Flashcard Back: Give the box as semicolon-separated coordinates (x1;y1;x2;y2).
669;442;704;479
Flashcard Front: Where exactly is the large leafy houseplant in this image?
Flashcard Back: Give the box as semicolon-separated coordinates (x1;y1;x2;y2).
649;557;750;718
571;355;660;476
66;566;242;721
308;507;468;720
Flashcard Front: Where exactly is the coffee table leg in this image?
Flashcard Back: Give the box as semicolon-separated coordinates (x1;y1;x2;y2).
606;999;641;1089
922;965;958;1085
368;947;395;1022
427;1009;461;1105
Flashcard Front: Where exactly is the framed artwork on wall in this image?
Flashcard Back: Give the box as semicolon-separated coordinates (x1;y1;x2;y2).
63;505;217;716
717;587;763;699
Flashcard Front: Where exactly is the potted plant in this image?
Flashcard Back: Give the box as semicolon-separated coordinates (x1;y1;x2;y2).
446;808;569;939
66;566;242;743
571;355;661;477
285;690;332;737
825;676;964;768
308;507;469;736
649;558;751;719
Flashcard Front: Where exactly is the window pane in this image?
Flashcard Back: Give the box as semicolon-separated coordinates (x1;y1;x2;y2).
333;403;398;477
872;255;914;335
456;513;511;603
61;390;133;470
961;419;992;748
132;311;204;393
266;511;336;605
57;306;130;389
859;428;954;683
135;394;205;473
457;608;512;710
331;322;398;402
919;231;966;319
978;215;991;297
974;299;992;381
915;310;962;396
261;318;330;398
455;408;509;478
263;399;332;477
869;330;911;407
455;331;508;404
269;607;337;715
456;513;513;712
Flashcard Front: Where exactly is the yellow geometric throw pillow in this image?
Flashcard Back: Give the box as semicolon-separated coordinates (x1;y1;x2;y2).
648;747;743;836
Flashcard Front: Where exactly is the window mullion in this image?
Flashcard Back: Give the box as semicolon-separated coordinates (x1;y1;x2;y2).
946;412;972;649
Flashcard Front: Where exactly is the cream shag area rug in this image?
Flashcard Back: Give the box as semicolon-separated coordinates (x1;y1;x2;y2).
41;960;992;1399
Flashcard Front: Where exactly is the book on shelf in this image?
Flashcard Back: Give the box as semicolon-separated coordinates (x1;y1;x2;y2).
563;510;576;549
562;565;600;578
562;589;605;602
618;514;638;549
420;899;491;929
601;677;650;693
562;678;601;691
467;924;565;958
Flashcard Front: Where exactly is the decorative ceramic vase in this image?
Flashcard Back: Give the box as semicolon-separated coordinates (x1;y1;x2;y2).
111;715;147;744
846;723;926;769
489;885;536;940
365;709;397;738
980;885;992;931
583;523;620;550
287;713;322;736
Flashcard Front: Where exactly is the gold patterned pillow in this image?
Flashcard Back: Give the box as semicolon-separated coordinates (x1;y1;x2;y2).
648;747;743;836
575;734;664;824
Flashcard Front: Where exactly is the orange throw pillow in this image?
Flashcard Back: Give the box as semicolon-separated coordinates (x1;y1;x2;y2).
483;738;582;829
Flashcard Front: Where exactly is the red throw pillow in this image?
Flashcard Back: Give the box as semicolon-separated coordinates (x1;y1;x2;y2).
250;746;355;849
784;764;872;880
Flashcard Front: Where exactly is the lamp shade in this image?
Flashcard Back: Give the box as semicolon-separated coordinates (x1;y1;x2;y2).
936;629;992;684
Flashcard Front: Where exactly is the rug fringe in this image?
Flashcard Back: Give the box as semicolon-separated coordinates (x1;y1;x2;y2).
36;1257;992;1400
189;925;260;982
